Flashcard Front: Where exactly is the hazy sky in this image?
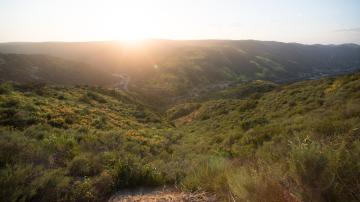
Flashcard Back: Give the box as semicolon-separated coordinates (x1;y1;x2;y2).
0;0;359;44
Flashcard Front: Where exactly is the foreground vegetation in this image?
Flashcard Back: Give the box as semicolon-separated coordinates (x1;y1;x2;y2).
1;72;360;201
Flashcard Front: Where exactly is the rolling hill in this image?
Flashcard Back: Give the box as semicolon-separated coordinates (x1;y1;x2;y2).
1;40;359;91
0;40;360;201
0;53;116;86
1;40;360;109
0;71;359;201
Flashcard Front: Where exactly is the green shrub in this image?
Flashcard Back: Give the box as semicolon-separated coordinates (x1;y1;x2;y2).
69;156;93;177
181;157;230;197
29;169;72;202
114;158;164;189
166;103;201;120
0;82;13;94
288;142;333;201
343;101;360;118
324;141;360;202
92;116;107;129
313;118;351;138
0;165;43;202
92;171;115;199
70;178;96;202
86;92;107;103
241;117;269;131
227;166;290;202
1;98;19;108
48;117;67;128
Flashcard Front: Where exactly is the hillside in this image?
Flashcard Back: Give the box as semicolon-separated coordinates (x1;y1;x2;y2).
0;53;116;86
1;40;360;107
1;72;359;201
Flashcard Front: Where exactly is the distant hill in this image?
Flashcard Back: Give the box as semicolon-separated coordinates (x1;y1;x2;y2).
1;40;360;106
0;53;115;86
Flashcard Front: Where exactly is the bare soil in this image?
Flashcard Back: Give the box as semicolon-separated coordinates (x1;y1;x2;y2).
108;187;217;202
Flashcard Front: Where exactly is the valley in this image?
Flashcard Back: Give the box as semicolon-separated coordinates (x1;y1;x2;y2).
1;0;360;201
0;68;359;201
0;40;359;202
2;40;359;109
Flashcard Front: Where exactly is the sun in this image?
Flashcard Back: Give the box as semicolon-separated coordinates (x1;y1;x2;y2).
120;36;145;44
86;1;162;42
111;24;150;45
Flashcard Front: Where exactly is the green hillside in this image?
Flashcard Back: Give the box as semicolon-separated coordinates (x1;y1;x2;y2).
1;72;359;201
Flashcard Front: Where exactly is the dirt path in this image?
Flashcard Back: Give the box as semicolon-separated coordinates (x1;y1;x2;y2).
108;187;216;202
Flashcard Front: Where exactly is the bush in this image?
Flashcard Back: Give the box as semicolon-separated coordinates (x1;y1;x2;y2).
0;82;13;94
324;141;360;202
114;158;164;189
92;171;115;198
86;92;107;103
343;101;360;118
288;142;333;201
70;178;96;202
166;103;201;120
0;165;43;202
181;157;230;197
30;169;72;202
48;117;67;128
227;166;290;202
313;118;351;138
241;117;269;131
68;155;102;177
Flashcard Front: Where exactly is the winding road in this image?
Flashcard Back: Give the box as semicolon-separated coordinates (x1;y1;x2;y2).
112;73;130;92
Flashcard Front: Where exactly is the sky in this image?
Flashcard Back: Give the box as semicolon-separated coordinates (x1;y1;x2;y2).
0;0;359;44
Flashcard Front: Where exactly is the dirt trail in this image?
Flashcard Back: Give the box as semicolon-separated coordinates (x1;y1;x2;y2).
108;187;216;202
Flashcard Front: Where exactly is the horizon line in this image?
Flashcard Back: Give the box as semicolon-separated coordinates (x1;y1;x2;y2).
0;38;359;46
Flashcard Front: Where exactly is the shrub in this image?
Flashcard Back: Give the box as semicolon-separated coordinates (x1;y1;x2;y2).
69;156;92;177
0;165;43;202
70;178;96;202
288;142;333;201
114;158;164;189
166;103;201;120
29;169;72;202
343;101;360;118
227;166;290;202
181;157;230;197
68;155;102;177
92;116;107;129
241;117;269;131
324;141;360;202
1;98;19;108
15;82;47;95
313;118;351;138
86;92;107;103
48;117;67;128
238;100;257;112
0;82;13;94
92;171;115;198
43;134;77;167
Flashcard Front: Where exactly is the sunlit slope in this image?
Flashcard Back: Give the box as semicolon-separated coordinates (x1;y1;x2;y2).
0;84;164;130
165;73;360;201
0;72;359;201
166;71;360;162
